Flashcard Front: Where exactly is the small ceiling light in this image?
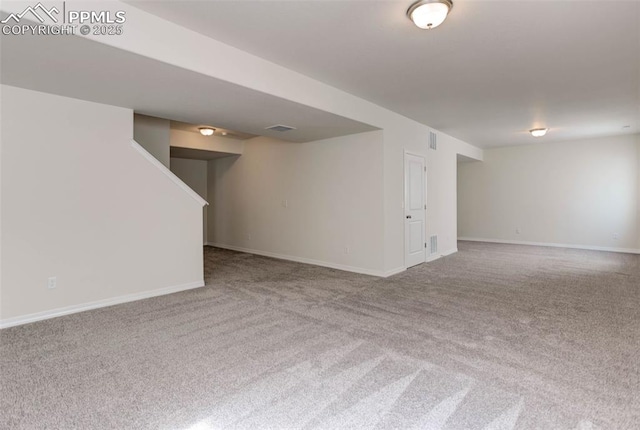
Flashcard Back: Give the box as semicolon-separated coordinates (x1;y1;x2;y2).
529;128;548;137
199;127;215;136
407;0;453;30
222;132;228;136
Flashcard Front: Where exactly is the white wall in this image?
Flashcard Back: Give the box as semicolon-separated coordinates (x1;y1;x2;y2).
425;132;481;258
170;157;208;244
206;128;481;275
207;131;385;275
458;134;640;251
0;86;205;325
133;113;170;167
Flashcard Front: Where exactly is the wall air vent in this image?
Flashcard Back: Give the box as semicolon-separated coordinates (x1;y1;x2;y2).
430;235;438;255
266;124;296;132
429;131;437;150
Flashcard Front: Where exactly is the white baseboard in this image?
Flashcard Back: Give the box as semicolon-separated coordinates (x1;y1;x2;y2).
207;242;393;278
442;248;459;257
383;266;406;277
0;280;205;329
458;237;640;255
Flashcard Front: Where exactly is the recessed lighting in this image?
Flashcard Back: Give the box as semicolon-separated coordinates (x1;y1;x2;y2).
622;125;631;129
529;128;548;137
199;127;215;136
407;0;453;30
222;132;228;136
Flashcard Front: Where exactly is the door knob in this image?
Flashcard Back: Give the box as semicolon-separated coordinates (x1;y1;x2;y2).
406;215;412;219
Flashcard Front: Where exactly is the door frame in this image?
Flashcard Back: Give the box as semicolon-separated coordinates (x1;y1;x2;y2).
403;150;427;268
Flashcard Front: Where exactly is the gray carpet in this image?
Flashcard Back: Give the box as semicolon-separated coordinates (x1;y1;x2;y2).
1;241;638;429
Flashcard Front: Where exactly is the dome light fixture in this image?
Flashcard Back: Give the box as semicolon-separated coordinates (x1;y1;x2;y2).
199;127;215;136
407;0;453;30
529;128;548;137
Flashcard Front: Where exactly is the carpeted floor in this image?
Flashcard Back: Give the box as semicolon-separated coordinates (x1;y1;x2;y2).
1;241;638;429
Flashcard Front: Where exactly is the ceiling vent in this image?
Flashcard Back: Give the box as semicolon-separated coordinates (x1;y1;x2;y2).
266;124;296;132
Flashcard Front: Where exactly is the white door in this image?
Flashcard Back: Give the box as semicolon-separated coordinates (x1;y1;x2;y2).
404;153;426;268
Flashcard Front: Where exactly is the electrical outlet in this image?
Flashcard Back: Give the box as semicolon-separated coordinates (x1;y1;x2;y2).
515;227;521;235
344;246;350;254
612;233;619;240
281;199;288;208
47;276;57;289
247;233;252;241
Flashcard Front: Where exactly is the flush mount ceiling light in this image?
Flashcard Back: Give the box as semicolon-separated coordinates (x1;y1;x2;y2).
407;0;453;30
529;128;548;137
199;127;215;136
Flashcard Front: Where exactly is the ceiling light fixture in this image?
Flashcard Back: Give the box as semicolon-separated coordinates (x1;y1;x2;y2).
529;128;548;137
407;0;453;30
199;127;215;136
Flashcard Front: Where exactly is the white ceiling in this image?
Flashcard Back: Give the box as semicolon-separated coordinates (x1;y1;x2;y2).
0;15;377;143
130;0;640;148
